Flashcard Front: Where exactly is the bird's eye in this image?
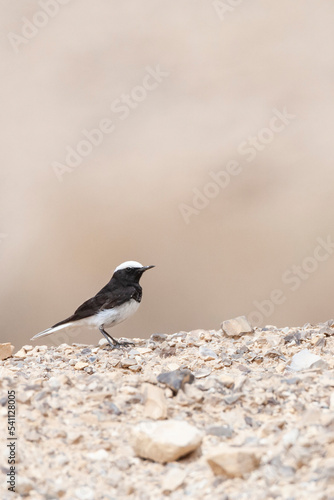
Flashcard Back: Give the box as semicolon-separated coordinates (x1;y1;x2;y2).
126;267;131;271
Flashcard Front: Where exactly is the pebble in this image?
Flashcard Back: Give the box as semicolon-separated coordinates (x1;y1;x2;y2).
221;316;254;337
162;467;187;492
74;361;89;370
131;420;203;463
142;383;168;419
289;349;328;371
0;342;14;360
157;369;194;394
206;446;261;477
198;345;218;360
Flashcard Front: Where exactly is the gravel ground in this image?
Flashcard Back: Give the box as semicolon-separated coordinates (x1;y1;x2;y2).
1;321;334;500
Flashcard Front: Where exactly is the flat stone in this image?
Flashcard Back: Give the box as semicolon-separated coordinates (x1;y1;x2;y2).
86;449;109;461
162;468;187;492
218;374;235;388
14;348;28;358
206;446;261;477
206;425;233;438
194;367;212;378
198;346;218;360
0;342;14;360
74;361;89;370
131;420;203;463
221;316;254;337
157;369;194;394
289;349;328;372
142;383;168;419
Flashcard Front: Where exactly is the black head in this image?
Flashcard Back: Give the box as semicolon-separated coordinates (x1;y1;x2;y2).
112;261;155;284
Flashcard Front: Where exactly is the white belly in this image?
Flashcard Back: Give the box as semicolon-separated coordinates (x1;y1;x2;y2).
88;299;140;328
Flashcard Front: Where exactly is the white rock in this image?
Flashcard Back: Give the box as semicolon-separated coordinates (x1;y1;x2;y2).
199;346;218;360
282;428;299;448
13;347;27;358
87;449;109;461
206;446;260;477
162;468;187;492
142;383;168;420
98;338;108;346
74;361;89;370
289;349;328;371
131;420;203;463
75;486;95;500
221;316;253;337
47;376;61;390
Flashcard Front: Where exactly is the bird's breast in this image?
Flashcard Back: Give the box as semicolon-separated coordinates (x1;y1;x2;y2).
94;298;140;328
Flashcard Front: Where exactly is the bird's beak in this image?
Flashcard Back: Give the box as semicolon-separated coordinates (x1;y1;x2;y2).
141;265;155;272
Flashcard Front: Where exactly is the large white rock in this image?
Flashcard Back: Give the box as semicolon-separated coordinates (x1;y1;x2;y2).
131;420;203;463
221;316;253;337
289;349;328;371
206;446;260;477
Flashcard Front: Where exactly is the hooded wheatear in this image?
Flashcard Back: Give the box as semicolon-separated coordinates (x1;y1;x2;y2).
31;261;154;349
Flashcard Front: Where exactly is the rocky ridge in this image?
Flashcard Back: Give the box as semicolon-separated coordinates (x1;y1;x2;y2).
1;318;334;499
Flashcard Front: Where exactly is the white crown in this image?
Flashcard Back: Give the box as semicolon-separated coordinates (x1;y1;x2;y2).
114;261;143;272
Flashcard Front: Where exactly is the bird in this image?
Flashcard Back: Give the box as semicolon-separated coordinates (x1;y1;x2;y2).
31;261;154;349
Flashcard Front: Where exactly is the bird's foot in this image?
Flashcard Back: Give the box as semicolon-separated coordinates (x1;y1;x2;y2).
104;338;135;350
114;338;135;349
100;329;134;350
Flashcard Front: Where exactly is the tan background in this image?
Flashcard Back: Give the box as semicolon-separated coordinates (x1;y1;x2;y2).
1;0;334;349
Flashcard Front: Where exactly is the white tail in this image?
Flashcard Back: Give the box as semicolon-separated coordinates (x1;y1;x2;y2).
31;322;74;340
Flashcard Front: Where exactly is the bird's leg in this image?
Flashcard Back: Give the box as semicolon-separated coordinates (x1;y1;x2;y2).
99;327;134;350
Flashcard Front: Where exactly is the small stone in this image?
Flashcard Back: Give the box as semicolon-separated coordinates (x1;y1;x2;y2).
151;333;168;342
206;446;260;477
47;376;61;390
319;327;333;336
87;449;109;461
221;316;253;337
22;344;33;351
224;394;241;405
121;358;137;368
66;432;83;444
131;420;203;463
282;428;299;448
218;374;234;388
198;346;218;360
162;468;187;492
194;367;212;378
289;349;328;372
157;369;194;394
142;383;168;419
13;348;27;359
74;361;89;370
160;347;176;358
75;486;95;500
206;425;233;438
0;342;14;360
98;338;108;346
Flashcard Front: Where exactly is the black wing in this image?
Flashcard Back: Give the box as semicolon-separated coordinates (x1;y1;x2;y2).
52;286;141;328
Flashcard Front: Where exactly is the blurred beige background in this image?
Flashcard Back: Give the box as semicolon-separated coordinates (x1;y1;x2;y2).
1;0;334;349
